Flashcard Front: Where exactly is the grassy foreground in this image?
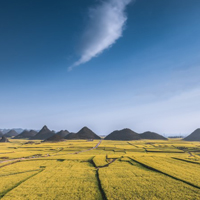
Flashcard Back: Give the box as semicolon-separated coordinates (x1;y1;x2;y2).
0;139;200;199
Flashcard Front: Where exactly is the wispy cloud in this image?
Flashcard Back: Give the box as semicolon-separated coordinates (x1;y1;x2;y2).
69;0;132;70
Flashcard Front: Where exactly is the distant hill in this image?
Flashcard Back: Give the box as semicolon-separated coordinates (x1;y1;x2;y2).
0;128;24;134
104;128;140;141
76;127;101;139
4;130;19;137
140;131;167;140
31;125;55;140
56;130;70;138
65;133;77;139
0;131;3;137
14;130;38;139
184;129;200;141
65;127;101;140
44;134;65;142
0;136;10;143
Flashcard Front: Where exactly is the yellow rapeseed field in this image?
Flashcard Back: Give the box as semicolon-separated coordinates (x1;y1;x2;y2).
0;139;200;199
98;160;200;200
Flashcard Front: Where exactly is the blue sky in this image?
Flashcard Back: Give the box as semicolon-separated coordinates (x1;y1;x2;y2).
0;0;200;136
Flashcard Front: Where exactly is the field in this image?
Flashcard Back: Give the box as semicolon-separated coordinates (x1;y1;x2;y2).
1;139;200;199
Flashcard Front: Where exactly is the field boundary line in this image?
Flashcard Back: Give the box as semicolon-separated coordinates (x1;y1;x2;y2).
0;169;40;178
172;157;200;165
129;157;200;190
96;169;107;200
0;169;45;199
0;160;20;169
92;158;117;169
90;159;107;200
0;152;14;154
97;158;117;169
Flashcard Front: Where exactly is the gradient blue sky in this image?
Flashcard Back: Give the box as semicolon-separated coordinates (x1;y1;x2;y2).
0;0;200;136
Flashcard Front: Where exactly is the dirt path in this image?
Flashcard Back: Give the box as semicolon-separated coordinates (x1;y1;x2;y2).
188;151;194;157
174;146;194;157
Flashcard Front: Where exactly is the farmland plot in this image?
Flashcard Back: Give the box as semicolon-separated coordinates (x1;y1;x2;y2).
98;160;200;200
131;156;200;188
1;160;102;200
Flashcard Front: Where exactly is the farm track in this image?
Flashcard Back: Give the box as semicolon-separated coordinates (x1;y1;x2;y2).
129;157;200;190
69;139;103;154
188;151;194;157
174;146;194;157
0;156;49;167
0;169;44;199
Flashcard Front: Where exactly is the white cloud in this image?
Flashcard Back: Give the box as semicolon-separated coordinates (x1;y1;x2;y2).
69;0;132;70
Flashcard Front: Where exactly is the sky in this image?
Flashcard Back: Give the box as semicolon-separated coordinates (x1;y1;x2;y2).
0;0;200;136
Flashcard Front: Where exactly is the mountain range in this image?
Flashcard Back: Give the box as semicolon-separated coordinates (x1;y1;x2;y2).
104;129;167;141
4;130;19;137
0;131;3;137
1;125;200;141
0;128;24;134
14;130;38;139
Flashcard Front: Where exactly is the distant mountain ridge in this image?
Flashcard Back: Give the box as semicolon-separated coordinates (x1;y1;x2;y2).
56;130;70;138
14;130;38;139
105;129;167;141
140;131;167;140
0;126;180;141
44;134;65;142
31;125;55;140
65;127;101;140
0;131;3;137
4;130;19;137
0;128;24;134
104;128;140;141
65;133;76;139
184;129;200;141
43;130;70;142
